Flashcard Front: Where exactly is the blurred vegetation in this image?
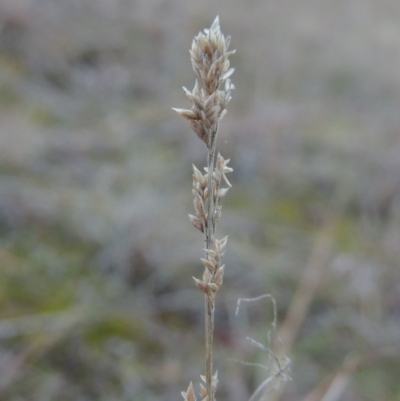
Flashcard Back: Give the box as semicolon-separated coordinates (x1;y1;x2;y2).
0;1;399;401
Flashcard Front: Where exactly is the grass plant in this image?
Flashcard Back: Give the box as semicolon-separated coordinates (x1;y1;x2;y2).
173;16;235;401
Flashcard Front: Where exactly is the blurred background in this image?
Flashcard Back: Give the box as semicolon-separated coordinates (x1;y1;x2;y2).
0;1;400;400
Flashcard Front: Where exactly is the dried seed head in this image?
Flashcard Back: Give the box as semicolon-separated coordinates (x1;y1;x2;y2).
175;17;233;401
190;16;235;95
174;16;235;148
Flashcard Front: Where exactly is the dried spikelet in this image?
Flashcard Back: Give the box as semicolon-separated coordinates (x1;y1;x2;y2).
201;257;216;272
188;214;204;232
193;182;202;197
210;181;218;203
214;265;225;288
189;119;208;144
213;205;222;225
217;235;228;252
203;268;213;284
199;383;207;399
190;16;235;95
204;248;218;259
192;164;203;183
182;382;197;401
193;277;208;294
197;371;218;400
172;108;197;120
217;187;229;200
212;371;219;395
203;187;210;203
216;153;233;187
193;191;206;219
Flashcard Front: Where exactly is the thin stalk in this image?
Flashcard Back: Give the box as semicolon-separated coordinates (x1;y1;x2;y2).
205;125;218;401
206;130;217;248
205;294;215;401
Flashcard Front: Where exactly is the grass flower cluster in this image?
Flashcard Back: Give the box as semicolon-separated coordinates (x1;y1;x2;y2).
173;16;235;401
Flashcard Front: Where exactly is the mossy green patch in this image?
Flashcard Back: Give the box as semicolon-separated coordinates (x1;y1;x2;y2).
84;316;139;346
0;84;19;107
0;219;97;317
29;106;61;126
268;197;304;225
332;217;360;252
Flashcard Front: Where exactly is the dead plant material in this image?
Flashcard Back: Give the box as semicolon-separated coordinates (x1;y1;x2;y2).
173;16;235;401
